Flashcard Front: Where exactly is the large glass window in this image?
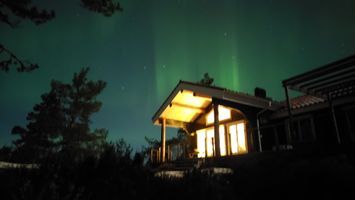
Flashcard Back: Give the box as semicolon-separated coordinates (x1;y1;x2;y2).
196;122;247;158
196;125;226;158
206;105;231;125
196;129;206;158
228;122;247;154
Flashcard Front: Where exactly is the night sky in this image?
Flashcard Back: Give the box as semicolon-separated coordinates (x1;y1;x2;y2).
1;0;355;150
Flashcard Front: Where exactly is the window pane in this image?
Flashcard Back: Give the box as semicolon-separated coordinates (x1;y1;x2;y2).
219;125;226;156
206;129;214;157
206;105;231;125
237;123;247;153
229;125;238;154
196;129;206;158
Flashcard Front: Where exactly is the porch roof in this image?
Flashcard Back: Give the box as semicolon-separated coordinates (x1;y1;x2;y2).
282;54;355;99
152;81;279;127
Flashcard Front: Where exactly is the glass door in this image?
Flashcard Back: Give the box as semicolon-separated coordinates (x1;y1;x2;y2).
228;122;247;155
196;125;227;158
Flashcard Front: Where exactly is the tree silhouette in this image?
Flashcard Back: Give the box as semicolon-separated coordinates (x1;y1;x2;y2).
199;73;214;86
12;68;107;162
0;0;122;72
81;0;123;17
12;89;65;162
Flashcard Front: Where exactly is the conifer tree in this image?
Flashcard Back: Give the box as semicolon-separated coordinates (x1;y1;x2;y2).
12;68;107;162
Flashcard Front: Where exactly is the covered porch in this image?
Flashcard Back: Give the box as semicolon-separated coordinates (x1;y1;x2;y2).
151;81;276;164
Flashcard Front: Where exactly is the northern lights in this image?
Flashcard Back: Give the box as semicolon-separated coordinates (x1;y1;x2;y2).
1;0;355;150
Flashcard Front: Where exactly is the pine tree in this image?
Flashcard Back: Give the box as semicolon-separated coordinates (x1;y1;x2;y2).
199;73;214;86
12;68;107;162
12;89;65;162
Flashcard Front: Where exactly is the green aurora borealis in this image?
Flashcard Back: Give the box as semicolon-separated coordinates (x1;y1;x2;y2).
1;0;355;149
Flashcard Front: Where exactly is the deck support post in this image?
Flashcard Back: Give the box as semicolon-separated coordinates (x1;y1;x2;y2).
150;148;153;163
213;101;221;157
160;118;166;163
225;126;230;156
328;93;341;144
284;86;294;144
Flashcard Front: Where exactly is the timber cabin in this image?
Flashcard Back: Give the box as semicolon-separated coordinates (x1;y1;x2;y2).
151;55;355;164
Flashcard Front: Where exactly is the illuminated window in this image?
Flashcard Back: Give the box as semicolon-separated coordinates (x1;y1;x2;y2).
196;129;206;158
229;122;247;155
196;125;227;158
206;129;214;157
237;123;247;152
206;105;231;125
229;125;238;154
219;126;226;156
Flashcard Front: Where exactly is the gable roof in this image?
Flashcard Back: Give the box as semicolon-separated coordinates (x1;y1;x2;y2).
152;81;279;127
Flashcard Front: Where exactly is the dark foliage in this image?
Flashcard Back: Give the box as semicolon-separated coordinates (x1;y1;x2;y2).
0;0;55;28
81;0;123;17
199;73;214;86
0;0;122;72
0;44;39;72
1;145;355;200
0;145;13;161
12;68;107;162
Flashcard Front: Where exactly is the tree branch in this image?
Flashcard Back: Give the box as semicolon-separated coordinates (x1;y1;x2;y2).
0;44;38;72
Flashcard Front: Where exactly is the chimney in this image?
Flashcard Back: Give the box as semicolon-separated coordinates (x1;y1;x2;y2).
254;87;266;98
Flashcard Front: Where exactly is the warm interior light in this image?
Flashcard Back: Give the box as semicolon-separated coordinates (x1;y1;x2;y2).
160;90;211;123
206;129;214;157
229;122;247;154
206;105;231;125
173;90;211;108
196;129;205;158
196;125;227;158
237;123;247;153
229;125;238;154
219;125;226;156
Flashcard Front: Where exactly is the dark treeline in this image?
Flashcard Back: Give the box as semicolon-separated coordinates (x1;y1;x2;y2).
1;144;355;200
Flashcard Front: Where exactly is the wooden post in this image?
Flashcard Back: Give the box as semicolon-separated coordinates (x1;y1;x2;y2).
273;126;279;151
205;136;208;158
167;145;170;161
150;148;153;163
284;86;294;144
225;126;230;156
328;94;341;144
161;118;166;162
213;102;221;157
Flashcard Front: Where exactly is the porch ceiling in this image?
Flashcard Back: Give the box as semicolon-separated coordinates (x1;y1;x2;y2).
157;90;211;126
